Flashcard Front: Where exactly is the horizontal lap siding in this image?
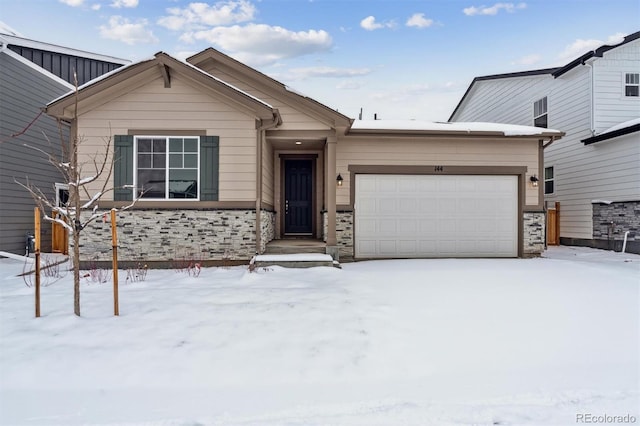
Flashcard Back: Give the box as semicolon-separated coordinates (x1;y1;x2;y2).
0;53;71;253
336;138;539;206
593;41;640;132
205;68;331;131
77;74;257;201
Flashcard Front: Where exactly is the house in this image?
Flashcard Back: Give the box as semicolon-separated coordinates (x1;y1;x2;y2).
449;31;640;254
44;48;562;264
0;30;128;255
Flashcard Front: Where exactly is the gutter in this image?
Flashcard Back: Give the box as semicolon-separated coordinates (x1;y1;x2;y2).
255;110;282;255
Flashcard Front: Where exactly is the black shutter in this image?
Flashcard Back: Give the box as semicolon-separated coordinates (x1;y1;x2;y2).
114;135;134;201
200;136;219;201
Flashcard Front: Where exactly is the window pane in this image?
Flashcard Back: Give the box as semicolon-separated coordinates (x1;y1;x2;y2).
169;138;182;152
534;114;548;128
184;154;198;168
169;169;197;198
625;86;639;97
626;73;639;84
153;153;165;168
137;153;151;168
545;167;554;179
542;96;547;113
138;169;166;198
169;153;182;168
544;181;554;195
138;139;152;152
153;139;166;152
184;138;198;152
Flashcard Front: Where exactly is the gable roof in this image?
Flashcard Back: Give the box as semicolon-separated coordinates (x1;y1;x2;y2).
449;31;640;121
0;32;128;65
187;48;352;129
46;51;280;123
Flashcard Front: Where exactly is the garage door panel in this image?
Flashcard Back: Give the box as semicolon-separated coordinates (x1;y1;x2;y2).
355;174;518;258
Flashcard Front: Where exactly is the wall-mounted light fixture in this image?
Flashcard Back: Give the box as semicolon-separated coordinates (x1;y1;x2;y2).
336;174;343;187
530;174;539;187
295;140;302;145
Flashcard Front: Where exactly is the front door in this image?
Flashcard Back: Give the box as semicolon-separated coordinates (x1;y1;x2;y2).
284;159;313;235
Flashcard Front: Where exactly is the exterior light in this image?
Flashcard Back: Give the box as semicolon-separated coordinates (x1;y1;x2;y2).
295;140;302;145
336;174;343;187
530;175;539;187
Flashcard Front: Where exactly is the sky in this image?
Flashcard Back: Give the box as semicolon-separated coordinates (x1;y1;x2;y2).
1;0;638;121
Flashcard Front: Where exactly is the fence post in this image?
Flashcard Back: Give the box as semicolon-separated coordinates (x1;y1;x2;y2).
34;207;41;318
111;209;119;316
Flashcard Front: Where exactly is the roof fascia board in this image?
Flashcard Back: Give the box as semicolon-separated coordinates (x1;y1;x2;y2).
187;48;351;127
154;53;275;120
347;128;562;139
582;123;640;145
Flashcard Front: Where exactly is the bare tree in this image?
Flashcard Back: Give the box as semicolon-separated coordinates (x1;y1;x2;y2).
15;75;138;316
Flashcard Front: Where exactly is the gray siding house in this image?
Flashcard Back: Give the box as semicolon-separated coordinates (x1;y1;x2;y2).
450;32;640;254
0;31;128;255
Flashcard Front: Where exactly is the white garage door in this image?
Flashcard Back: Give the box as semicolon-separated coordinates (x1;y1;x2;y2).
355;174;518;258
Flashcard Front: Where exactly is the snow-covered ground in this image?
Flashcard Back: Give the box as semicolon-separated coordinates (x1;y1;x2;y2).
1;246;638;425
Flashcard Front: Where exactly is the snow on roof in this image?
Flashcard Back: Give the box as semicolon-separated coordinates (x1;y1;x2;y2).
0;32;129;65
600;117;640;135
48;53;274;111
350;120;562;136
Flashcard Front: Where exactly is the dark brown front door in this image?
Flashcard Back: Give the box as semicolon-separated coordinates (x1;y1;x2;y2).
284;159;313;235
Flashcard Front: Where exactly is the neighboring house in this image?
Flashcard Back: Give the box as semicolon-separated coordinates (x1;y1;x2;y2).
449;31;640;254
0;31;128;255
44;48;562;264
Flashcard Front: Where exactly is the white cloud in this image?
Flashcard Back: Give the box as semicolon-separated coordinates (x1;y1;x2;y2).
111;0;139;8
287;66;371;80
558;32;627;61
337;81;362;90
158;0;256;31
59;0;84;6
91;3;101;10
406;13;434;29
512;53;541;66
463;2;526;16
181;23;332;65
99;16;159;45
360;16;395;31
173;50;199;61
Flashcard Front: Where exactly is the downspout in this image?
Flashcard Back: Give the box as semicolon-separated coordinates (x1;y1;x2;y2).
255;110;281;255
585;61;595;135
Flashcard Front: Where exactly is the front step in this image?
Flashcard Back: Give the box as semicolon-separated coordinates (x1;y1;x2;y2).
264;239;326;255
252;253;340;269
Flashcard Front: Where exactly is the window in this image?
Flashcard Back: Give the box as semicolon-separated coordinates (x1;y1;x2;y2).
135;136;199;199
533;97;548;128
625;73;639;97
544;166;554;195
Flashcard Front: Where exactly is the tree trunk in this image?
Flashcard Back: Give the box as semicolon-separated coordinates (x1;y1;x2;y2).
73;230;80;316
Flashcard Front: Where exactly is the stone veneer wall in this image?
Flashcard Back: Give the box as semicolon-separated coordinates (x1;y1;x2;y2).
76;209;257;262
523;211;545;256
259;210;275;254
322;211;354;259
325;211;545;258
593;201;639;243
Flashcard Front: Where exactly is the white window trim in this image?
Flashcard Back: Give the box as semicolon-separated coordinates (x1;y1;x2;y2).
533;96;548;127
544;166;555;195
133;135;201;201
624;72;639;97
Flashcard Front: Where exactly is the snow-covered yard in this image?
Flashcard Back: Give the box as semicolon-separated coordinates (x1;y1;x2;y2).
1;246;638;425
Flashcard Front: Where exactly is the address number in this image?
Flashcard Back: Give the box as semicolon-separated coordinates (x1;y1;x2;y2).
434;166;444;172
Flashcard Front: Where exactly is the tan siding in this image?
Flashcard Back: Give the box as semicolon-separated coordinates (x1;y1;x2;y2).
204;67;331;131
77;74;257;201
336;137;540;206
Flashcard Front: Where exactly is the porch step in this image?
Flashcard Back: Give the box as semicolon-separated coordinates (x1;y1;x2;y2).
264;239;326;255
252;253;340;269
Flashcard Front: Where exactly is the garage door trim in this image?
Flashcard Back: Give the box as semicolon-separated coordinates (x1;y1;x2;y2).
348;165;526;258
